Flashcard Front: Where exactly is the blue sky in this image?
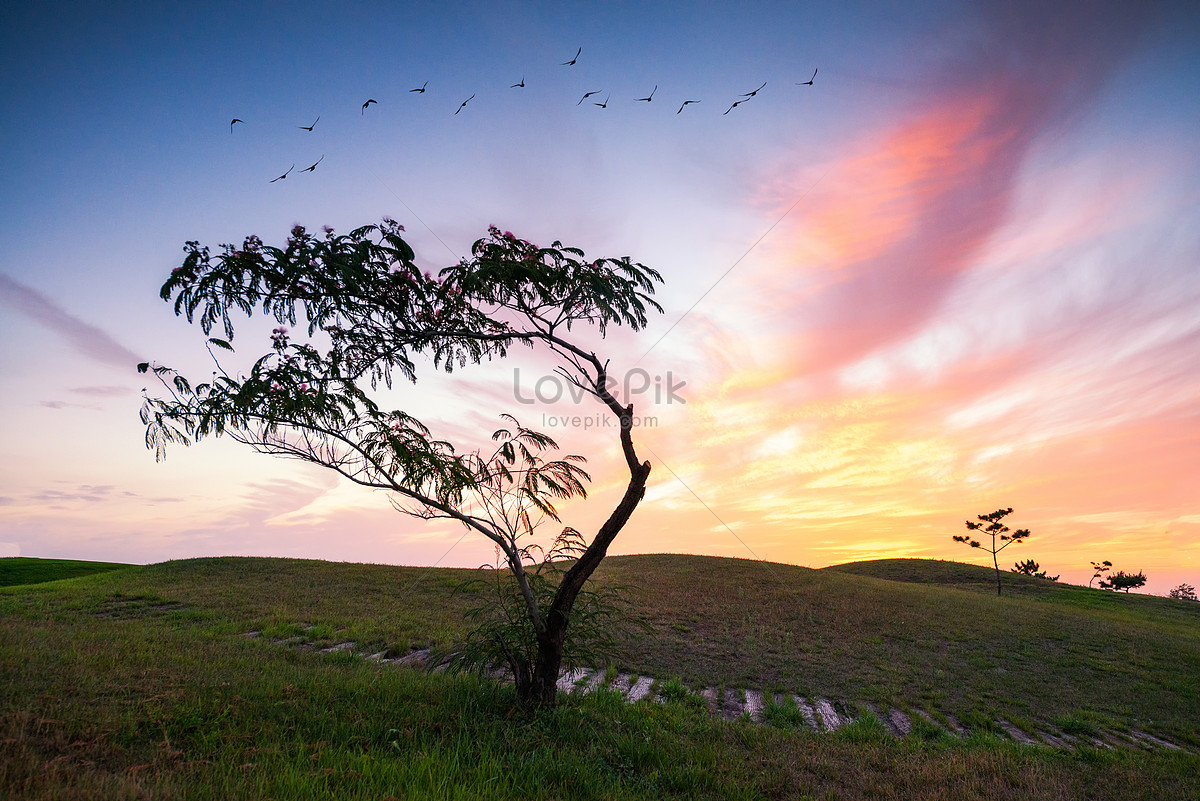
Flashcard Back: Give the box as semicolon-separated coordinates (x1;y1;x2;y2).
2;1;1199;593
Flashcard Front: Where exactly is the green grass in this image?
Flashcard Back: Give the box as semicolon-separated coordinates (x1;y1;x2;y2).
601;555;1200;741
2;554;1199;799
0;557;133;587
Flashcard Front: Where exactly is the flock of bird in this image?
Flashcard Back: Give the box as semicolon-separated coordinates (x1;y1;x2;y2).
228;48;818;183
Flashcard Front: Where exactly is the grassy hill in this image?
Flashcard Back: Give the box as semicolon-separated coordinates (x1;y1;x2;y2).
605;555;1200;732
0;556;132;587
2;554;1198;799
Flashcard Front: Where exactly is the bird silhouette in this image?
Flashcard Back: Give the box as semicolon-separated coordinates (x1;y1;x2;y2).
677;100;700;114
723;99;746;115
230;118;244;133
300;155;324;172
410;81;428;93
269;165;294;183
578;90;601;105
594;93;610;108
562;47;581;66
511;76;524;88
298;115;319;131
455;93;475;115
740;81;766;97
797;68;817;86
635;85;657;102
361;99;377;114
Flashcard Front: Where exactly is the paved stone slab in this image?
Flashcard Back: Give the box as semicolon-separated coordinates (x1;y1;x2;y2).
396;648;431;667
556;667;589;694
580;670;607;694
1130;730;1183;750
320;641;356;653
815;698;843;731
794;696;819;730
721;689;745;720
912;708;953;737
888;709;913;737
1036;729;1070;749
627;676;655;702
743;690;765;722
940;712;967;736
996;719;1039;746
701;687;720;715
609;673;633;695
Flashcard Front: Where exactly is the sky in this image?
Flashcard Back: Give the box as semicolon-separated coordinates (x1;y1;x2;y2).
2;1;1199;594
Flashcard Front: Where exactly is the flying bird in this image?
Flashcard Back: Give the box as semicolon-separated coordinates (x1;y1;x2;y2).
410;81;428;93
454;93;475;115
635;85;656;102
594;93;610;108
677;100;700;114
797;68;817;86
230;118;243;133
361;99;377;114
723;99;746;115
300;155;324;172
740;81;766;97
561;47;580;66
577;90;601;105
511;76;524;88
298;115;319;131
269;164;294;183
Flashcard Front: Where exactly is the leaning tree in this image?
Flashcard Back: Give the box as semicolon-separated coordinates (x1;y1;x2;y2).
140;220;662;707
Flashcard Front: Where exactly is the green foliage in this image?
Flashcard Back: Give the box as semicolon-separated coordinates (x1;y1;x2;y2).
448;527;641;692
1169;583;1198;602
952;508;1031;594
1011;559;1059;581
1101;570;1147;593
142;219;665;706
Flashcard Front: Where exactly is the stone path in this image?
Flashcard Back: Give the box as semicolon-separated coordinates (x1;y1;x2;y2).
249;631;1193;753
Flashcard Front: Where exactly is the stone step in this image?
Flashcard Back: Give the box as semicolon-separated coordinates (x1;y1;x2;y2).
272;635;1190;753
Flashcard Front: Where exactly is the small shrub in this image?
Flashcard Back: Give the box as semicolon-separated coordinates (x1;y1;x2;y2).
837;713;889;744
658;677;690;703
1101;570;1147;593
1168;583;1198;602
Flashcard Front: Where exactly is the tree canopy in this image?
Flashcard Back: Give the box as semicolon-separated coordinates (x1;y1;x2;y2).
141;220;664;706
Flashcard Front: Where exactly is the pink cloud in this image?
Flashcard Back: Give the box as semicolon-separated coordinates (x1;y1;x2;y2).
755;0;1155;380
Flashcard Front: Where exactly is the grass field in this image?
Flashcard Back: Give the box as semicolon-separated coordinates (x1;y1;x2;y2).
2;554;1198;799
0;556;132;587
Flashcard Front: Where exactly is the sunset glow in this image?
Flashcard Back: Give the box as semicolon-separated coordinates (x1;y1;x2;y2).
1;1;1197;594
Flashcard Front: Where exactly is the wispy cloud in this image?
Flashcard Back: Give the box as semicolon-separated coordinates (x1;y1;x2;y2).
70;385;135;397
30;485;116;503
0;272;141;369
756;0;1155;380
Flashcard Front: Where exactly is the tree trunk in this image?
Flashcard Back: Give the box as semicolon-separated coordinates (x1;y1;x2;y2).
992;547;1002;595
527;616;568;707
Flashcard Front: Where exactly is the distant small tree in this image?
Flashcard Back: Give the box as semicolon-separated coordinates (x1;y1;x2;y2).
1101;570;1147;593
1089;560;1112;588
1169;583;1198;602
953;507;1030;595
1011;559;1059;581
